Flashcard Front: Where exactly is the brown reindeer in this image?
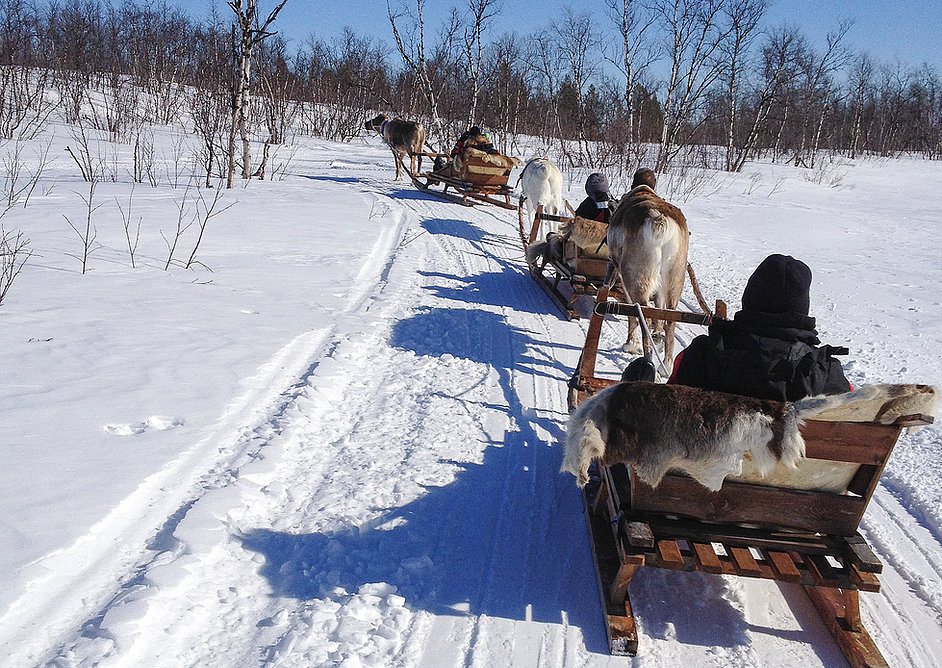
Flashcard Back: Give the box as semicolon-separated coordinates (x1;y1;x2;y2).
606;168;689;367
365;114;425;180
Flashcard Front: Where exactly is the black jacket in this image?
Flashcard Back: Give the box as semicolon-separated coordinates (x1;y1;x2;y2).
574;196;614;223
670;310;851;401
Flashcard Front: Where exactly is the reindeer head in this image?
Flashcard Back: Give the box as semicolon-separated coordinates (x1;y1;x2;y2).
364;114;387;133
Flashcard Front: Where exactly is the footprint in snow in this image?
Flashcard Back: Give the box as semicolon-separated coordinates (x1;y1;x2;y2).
103;415;183;436
103;423;147;436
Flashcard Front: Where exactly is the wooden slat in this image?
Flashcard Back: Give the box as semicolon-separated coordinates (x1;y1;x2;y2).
845;535;883;573
806;554;843;588
691;542;723;574
606;592;639;656
801;421;901;464
657;540;685;569
728;546;762;576
527;204;543;245
594;301;712;325
574;256;609;280
804;586;889;668
610;563;640;605
590;478;610;516
850;566;882;593
843;589;862;631
582;486;638;656
632;473;868;535
645;514;833;553
577;287;609;383
626;521;655;549
767;551;802;583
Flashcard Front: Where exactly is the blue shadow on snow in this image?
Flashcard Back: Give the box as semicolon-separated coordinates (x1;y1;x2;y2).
238;211;769;656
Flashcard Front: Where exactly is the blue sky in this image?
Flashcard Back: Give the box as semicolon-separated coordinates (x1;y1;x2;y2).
172;0;941;70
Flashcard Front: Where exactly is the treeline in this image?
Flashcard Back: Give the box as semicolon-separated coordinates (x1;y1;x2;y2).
2;0;941;180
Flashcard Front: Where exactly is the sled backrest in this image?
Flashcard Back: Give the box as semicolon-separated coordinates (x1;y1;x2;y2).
460;149;514;187
564;240;609;280
628;416;929;536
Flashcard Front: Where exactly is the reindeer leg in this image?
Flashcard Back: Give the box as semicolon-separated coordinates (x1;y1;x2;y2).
392;149;402;181
663;320;676;368
623;318;643;355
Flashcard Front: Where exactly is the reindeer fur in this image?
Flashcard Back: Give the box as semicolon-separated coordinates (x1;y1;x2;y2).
563;383;938;492
607;184;689;364
519;158;563;238
559;216;609;258
365;114;425;181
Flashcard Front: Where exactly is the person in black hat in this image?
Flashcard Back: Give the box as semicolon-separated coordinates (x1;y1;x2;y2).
574;172;616;223
667;254;852;401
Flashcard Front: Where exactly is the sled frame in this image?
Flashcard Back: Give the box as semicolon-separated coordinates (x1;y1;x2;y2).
402;152;518;210
569;288;934;665
521;210;617;320
583;412;930;666
567;285;718;408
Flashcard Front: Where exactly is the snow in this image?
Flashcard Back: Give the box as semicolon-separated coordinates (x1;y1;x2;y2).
1;123;941;666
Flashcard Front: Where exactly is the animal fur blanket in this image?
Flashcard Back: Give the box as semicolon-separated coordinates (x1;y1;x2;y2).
562;382;937;492
454;146;517;179
559;216;609;258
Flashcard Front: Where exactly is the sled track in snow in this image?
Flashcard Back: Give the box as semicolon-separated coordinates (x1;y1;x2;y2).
16;157;942;667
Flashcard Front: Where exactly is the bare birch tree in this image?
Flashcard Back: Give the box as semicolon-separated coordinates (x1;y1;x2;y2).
226;0;289;189
719;0;767;171
847;53;874;159
792;20;851;168
654;0;732;171
727;26;801;172
553;8;599;166
605;0;657;148
461;0;500;128
387;0;446;148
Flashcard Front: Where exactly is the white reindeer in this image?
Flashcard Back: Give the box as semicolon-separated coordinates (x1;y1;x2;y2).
519;157;563;242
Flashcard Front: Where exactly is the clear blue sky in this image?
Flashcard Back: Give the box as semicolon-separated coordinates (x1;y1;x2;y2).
171;0;941;70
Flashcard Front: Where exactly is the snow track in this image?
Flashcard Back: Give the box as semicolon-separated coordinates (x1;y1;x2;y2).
6;147;942;667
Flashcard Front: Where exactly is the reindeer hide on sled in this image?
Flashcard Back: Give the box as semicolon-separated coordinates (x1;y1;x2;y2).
562;382;938;492
559;216;609;259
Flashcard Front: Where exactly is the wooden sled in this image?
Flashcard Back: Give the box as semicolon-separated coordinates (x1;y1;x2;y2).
404;150;518;210
521;209;615;320
570;290;934;666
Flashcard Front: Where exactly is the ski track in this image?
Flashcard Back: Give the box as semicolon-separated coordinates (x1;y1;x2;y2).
12;154;942;667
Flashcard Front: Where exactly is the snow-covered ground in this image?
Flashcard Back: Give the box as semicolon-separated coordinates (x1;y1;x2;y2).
1;124;941;667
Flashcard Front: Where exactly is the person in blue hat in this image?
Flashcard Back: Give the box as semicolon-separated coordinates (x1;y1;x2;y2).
574;172;616;223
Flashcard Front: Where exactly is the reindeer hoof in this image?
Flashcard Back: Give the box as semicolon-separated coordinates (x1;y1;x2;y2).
622;341;643;355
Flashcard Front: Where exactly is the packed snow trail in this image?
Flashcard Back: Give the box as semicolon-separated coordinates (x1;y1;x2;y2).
5;143;942;667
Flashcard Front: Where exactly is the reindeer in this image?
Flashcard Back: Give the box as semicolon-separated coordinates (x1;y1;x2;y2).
365;114;425;181
519;157;564;242
607;168;689;367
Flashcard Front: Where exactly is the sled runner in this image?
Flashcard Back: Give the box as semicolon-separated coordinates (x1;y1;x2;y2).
567;289;936;667
401;150;519;210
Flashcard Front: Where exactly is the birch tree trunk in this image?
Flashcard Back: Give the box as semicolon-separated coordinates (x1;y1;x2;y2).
226;0;288;189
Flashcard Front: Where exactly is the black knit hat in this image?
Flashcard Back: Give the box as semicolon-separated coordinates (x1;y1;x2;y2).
585;172;610;202
741;254;812;316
